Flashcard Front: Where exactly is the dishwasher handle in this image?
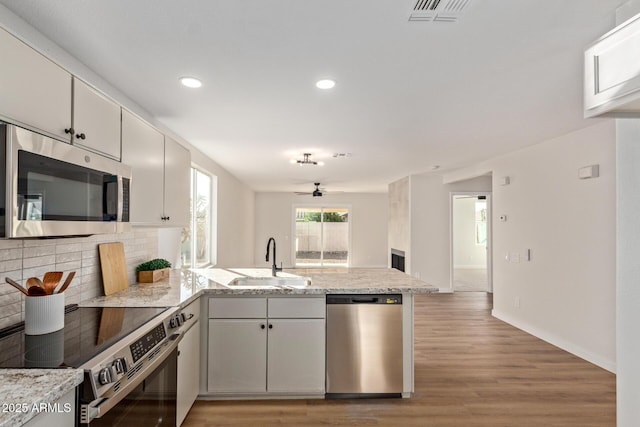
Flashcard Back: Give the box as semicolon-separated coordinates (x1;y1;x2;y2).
351;297;379;304
326;294;402;304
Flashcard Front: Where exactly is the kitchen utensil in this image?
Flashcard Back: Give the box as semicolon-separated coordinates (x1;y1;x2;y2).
5;277;29;296
55;271;76;294
42;271;63;295
26;277;43;291
98;242;129;296
27;285;47;296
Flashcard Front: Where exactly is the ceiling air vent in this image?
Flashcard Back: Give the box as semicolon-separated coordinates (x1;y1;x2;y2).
409;0;472;23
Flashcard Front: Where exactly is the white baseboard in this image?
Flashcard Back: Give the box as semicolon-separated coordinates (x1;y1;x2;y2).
491;309;616;373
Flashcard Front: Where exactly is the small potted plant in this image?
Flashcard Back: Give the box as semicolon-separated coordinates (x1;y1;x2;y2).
136;258;172;283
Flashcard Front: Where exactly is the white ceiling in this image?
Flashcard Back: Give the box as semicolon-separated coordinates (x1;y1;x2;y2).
0;0;625;193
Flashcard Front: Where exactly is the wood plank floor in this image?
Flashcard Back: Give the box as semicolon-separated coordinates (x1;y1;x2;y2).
183;293;616;427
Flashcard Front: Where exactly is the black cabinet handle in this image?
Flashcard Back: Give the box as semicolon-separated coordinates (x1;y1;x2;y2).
268;324;273;329
64;128;75;135
260;324;265;330
76;133;86;140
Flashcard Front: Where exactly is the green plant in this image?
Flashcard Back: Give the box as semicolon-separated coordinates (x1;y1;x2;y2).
136;258;171;273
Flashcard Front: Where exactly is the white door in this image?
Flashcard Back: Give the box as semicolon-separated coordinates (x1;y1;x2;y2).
0;27;71;141
207;319;267;393
177;321;200;426
163;136;191;227
72;78;121;160
267;318;325;393
121;109;165;224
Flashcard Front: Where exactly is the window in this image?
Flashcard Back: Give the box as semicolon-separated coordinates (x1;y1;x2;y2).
295;207;349;267
181;167;215;267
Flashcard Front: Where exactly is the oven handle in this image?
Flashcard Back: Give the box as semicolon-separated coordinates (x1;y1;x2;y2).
83;331;184;423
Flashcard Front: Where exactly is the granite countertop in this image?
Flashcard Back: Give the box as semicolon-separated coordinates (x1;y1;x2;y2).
81;267;439;308
0;369;83;427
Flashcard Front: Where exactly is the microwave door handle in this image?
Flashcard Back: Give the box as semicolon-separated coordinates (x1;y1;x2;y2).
103;176;117;220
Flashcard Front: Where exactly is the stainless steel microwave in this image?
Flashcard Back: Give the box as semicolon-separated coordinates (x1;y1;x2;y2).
0;123;131;238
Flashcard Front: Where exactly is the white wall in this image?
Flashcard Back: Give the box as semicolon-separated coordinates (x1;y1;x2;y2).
453;197;487;268
489;121;616;371
0;7;256;269
409;174;492;290
254;192;388;268
615;118;640;426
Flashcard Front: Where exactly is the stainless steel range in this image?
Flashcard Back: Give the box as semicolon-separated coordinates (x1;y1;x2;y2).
0;304;196;425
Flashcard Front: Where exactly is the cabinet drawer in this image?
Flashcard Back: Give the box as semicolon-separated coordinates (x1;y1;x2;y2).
209;297;266;318
268;297;325;318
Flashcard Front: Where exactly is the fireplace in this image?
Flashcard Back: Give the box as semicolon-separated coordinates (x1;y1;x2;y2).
391;248;405;272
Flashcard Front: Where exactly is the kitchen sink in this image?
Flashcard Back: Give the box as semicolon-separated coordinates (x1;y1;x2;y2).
226;276;311;289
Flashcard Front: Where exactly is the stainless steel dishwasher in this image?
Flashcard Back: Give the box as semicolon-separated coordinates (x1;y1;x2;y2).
326;294;403;398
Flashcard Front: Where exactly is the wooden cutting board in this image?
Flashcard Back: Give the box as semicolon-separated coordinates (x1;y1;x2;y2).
98;242;129;296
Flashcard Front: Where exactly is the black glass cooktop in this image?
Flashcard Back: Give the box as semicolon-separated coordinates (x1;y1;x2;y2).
0;305;168;369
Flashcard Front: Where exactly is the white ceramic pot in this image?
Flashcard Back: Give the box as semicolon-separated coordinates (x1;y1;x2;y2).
24;292;64;335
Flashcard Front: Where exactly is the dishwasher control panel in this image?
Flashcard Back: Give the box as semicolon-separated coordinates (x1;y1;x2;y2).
326;294;402;304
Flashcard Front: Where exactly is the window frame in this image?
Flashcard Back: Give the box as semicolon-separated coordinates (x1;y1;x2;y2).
291;204;352;268
181;165;216;268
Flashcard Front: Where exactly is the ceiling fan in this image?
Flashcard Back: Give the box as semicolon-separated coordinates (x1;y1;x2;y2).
295;182;324;197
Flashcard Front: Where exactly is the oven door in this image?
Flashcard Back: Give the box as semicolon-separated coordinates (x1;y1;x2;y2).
86;348;177;426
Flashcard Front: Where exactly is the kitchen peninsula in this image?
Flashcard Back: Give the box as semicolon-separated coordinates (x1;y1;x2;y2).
0;268;436;426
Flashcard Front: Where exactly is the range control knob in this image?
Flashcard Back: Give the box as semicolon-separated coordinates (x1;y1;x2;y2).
169;317;177;329
176;315;183;326
112;358;127;375
180;312;187;322
98;367;114;385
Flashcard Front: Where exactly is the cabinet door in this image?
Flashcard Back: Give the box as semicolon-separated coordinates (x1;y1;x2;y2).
208;319;267;393
0;27;71;141
72;78;121;159
121;109;165;224
24;388;75;427
584;14;640;117
163;136;191;227
177;321;200;426
267;318;325;393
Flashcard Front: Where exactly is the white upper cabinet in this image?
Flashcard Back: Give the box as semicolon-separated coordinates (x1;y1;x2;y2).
585;13;640;117
122;109;165;224
0;27;71;141
72;78;122;159
122;109;190;226
163;136;191;226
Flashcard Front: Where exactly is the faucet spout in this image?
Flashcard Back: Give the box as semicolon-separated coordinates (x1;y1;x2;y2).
265;237;282;277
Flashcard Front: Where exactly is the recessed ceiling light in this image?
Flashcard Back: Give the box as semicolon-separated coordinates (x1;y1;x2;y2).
316;79;336;90
180;77;202;88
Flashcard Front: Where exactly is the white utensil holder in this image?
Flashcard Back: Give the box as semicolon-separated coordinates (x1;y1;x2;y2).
25;292;64;335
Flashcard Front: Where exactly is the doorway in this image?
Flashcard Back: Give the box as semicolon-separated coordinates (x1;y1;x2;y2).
450;193;492;292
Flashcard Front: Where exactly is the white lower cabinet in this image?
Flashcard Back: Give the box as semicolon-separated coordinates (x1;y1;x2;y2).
207;296;325;396
267;318;325;393
177;321;200;426
24;389;75;427
208;319;267;393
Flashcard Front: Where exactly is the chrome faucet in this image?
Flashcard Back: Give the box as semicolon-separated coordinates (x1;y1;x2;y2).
265;237;282;277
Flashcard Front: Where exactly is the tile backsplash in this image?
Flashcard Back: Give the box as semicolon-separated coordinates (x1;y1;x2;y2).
0;229;158;330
